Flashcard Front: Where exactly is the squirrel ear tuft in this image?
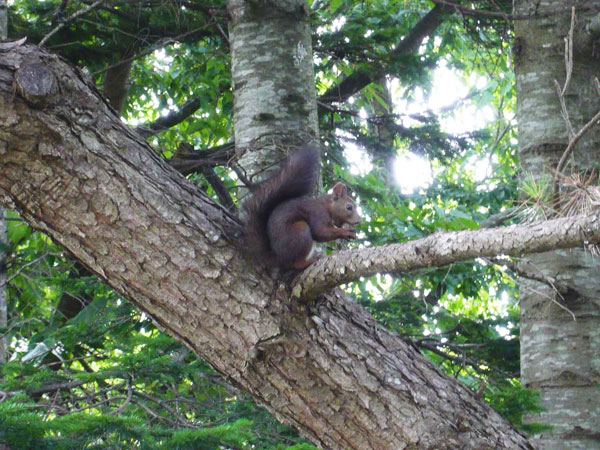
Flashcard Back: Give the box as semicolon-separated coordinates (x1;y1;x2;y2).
332;182;347;199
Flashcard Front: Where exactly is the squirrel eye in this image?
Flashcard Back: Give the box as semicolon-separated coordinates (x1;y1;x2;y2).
346;204;353;211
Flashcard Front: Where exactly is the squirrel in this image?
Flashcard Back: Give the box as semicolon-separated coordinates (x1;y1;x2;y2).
243;146;361;270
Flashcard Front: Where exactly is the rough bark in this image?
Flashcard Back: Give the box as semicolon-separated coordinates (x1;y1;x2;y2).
0;208;6;364
514;1;600;448
293;213;600;299
0;0;6;41
0;0;7;365
0;42;540;450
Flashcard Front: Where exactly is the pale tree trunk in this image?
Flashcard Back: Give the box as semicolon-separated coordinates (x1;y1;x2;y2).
514;1;600;449
0;0;8;365
0;40;543;449
229;0;318;179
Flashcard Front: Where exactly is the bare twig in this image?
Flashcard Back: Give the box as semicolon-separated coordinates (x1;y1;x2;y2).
487;257;577;299
115;374;133;415
561;8;576;97
553;8;600;201
554;8;576;139
131;398;182;427
40;0;107;47
201;167;238;215
494;257;578;321
133;390;196;427
555;109;600;180
92;23;216;76
554;79;574;139
0;253;50;288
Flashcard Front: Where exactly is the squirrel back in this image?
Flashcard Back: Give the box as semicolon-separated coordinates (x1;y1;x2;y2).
243;146;320;265
243;146;361;270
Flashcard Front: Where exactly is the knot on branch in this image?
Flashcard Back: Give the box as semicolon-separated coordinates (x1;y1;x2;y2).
15;63;58;108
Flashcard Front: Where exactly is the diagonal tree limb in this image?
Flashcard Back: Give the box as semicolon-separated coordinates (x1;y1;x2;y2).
319;5;446;103
200;166;237;214
136;98;203;138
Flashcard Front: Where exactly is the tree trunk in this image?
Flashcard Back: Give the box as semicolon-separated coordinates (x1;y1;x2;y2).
228;0;318;178
0;0;8;365
514;2;600;449
102;59;133;115
0;207;6;365
0;41;540;449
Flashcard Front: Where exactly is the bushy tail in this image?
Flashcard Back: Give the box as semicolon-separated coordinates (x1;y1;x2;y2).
243;146;320;264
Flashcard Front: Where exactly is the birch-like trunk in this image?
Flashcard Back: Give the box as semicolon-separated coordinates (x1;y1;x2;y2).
514;2;600;448
228;0;318;178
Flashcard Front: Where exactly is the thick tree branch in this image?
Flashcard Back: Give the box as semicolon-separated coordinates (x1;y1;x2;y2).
293;213;600;299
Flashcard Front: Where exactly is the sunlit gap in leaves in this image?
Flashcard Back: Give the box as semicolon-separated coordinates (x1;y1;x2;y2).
126;48;177;127
389;61;497;194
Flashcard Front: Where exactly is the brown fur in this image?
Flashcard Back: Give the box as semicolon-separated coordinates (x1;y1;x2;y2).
243;147;361;269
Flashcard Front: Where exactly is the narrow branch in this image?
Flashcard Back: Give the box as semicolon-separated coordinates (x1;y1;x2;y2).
293;212;600;299
320;5;446;103
132;390;196;427
480;207;519;228
201;167;237;214
92;23;215;76
555;108;600;176
488;257;577;299
561;8;575;97
40;0;107;47
27;370;127;396
50;0;70;24
131;398;182;427
553;9;600;201
114;374;133;415
136;98;202;138
430;0;511;20
167;142;236;175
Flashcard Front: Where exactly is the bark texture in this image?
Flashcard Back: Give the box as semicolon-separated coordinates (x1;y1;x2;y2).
0;207;6;364
514;1;600;448
228;0;318;180
0;43;538;450
293;214;600;299
0;0;7;366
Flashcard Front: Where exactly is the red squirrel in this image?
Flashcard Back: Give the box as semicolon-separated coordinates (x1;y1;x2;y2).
243;146;361;269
